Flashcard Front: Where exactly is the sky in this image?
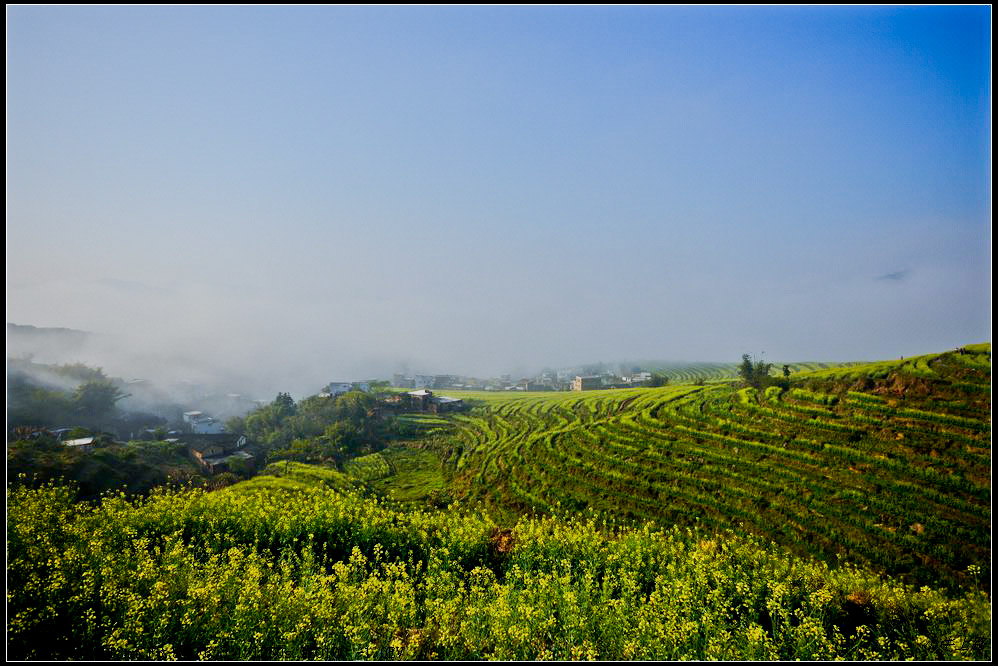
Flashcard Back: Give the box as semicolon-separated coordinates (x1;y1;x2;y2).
6;6;992;397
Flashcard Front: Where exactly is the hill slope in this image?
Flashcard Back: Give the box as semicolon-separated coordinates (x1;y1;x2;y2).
431;344;991;589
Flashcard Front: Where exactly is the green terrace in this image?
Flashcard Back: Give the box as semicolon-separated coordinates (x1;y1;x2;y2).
406;345;990;590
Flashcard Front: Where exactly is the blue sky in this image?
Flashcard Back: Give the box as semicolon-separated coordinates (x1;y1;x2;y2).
6;6;991;395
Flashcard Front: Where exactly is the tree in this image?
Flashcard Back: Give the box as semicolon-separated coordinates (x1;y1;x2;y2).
738;354;755;384
273;392;296;418
752;359;773;387
739;354;774;390
649;373;670;387
73;380;129;430
225;415;246;436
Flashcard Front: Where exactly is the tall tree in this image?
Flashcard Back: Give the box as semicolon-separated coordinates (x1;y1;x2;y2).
73;380;128;430
738;354;755;384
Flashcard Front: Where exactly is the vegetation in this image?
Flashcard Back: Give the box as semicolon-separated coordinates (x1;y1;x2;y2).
7;436;204;500
365;447;449;504
7;360;133;432
648;372;670;387
431;345;990;590
7;477;989;661
6;358;177;452
639;360;864;384
228;390;401;465
738;354;780;389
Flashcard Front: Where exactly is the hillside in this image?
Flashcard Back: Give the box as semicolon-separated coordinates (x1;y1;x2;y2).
427;344;990;589
6;322;92;362
7;438;206;500
636;360;866;383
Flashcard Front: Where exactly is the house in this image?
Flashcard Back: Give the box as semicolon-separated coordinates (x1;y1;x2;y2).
64;436;96;452
413;375;435;389
402;389;466;413
627;372;653;386
325;382;371;397
183;410;226;434
521;380;551;392
433;375;459;389
185;433;251;474
407;389;434;411
432;395;465;413
571;376;602;391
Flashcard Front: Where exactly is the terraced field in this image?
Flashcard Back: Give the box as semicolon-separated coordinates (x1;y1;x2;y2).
345;447;448;502
431;344;990;589
642;360;865;383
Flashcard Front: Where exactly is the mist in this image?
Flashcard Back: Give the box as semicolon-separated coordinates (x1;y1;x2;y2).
6;6;991;400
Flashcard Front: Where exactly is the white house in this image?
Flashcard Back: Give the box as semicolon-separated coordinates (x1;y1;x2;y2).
64;436;96;452
325;382;371;396
183;410;226;434
192;418;225;435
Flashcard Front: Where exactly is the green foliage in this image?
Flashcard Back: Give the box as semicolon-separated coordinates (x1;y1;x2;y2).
739;354;755;384
225;415;246;436
4;345;991;660
649;373;670;387
243;460;361;495
65;426;93;440
800;345;990;383
6;481;990;660
72;380;129;429
6;360;142;434
274;392;296;418
638;360;865;384
371;448;447;503
344;453;393;482
7;439;204;500
248;392;388;449
50;362;109;383
245;390;402;467
739;354;775;389
6;374;76;428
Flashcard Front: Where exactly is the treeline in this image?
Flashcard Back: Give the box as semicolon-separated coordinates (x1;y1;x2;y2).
7;437;205;500
7;359;161;436
738;354;791;390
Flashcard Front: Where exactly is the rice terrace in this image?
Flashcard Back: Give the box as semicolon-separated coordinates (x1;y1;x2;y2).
441;348;991;590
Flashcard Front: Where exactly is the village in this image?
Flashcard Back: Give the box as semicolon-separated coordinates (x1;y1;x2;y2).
388;368;658;392
36;364;666;476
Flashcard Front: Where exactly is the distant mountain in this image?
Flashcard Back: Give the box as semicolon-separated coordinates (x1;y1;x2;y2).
7;323;92;362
